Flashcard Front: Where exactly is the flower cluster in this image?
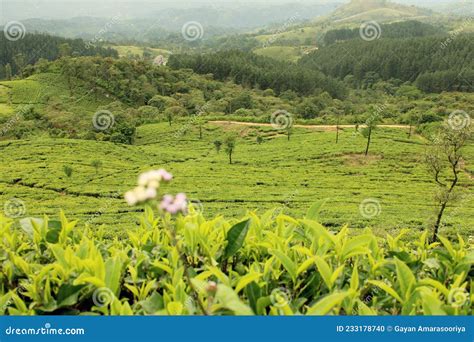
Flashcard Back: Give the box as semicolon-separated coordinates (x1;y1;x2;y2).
125;169;173;206
124;169;188;215
159;193;188;215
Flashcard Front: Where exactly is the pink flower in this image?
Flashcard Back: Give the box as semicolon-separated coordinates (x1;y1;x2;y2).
158;169;173;182
159;193;188;215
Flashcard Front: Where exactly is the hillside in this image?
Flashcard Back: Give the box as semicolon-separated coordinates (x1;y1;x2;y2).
2;122;473;237
329;0;433;22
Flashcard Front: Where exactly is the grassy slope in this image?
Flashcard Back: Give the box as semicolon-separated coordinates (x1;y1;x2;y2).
1;121;472;238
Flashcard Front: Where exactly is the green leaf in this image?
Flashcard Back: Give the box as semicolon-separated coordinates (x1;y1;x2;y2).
140;292;164;314
223;219;251;259
19;217;43;236
105;256;123;295
367;280;402;303
244;282;261;314
0;292;12;315
57;284;84;307
167;301;183;315
356;300;376;315
235;272;262;294
350;260;359;291
394;258;416;299
314;256;333;289
307;291;350;315
270;249;297;282
216;284;253;315
305;199;328;221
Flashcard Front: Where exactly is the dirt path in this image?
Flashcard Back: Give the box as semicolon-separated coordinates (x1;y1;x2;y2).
209;120;410;131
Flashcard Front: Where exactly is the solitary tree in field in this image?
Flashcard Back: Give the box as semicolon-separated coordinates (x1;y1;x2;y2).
361;114;379;156
91;159;103;174
213;139;222;153
196;118;205;139
224;136;236;164
407;110;420;139
256;135;264;144
63;165;73;178
425;124;471;242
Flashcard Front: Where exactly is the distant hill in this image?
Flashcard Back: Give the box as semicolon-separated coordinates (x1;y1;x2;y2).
329;0;433;22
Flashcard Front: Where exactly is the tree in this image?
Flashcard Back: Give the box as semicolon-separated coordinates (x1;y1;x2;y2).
213;140;222;153
63;165;73;178
224;135;236;164
5;63;12;80
164;106;187;126
361;113;379;156
425;125;471;242
256;135;264;144
91;160;103;174
406;110;420;139
59;43;72;58
12;54;26;78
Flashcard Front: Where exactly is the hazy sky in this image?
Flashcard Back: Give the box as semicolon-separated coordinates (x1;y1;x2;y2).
0;0;468;23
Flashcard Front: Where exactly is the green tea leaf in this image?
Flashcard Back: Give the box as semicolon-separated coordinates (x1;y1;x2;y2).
307;291;350;315
223;219;251;259
394;258;416;299
270;249;297;282
305;199;328;221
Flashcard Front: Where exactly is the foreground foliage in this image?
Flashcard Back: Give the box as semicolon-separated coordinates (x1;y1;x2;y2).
0;208;472;315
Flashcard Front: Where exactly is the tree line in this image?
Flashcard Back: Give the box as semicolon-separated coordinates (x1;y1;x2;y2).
168;50;348;99
300;34;474;93
322;20;445;45
0;33;118;78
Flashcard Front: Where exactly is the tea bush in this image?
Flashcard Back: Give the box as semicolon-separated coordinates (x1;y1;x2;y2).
0;208;472;315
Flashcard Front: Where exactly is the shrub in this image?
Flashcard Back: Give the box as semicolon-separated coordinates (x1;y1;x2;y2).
0;208;471;315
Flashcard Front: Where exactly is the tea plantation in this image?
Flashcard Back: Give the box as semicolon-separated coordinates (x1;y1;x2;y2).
1;120;473;238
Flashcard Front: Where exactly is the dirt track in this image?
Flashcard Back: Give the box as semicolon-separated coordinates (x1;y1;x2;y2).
209;120;410;131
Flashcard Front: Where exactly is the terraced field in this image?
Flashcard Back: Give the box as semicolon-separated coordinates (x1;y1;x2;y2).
1;121;472;238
